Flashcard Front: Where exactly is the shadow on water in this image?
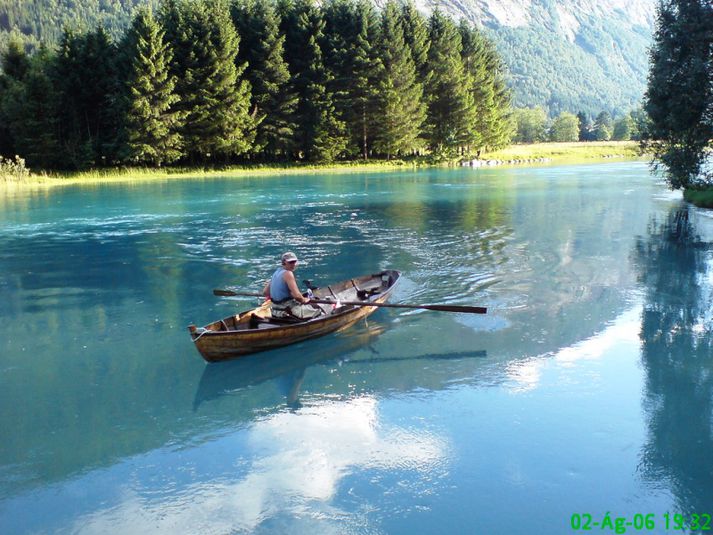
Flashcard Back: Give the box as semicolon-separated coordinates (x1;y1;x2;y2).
193;319;488;409
192;321;386;409
634;205;713;514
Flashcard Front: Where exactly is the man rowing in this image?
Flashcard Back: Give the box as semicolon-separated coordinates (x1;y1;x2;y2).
263;252;324;319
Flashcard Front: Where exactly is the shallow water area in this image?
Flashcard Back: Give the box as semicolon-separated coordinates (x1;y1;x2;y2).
1;162;712;534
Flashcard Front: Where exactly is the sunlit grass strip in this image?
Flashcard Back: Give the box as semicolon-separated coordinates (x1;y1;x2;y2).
1;159;429;187
481;141;643;162
1;141;647;188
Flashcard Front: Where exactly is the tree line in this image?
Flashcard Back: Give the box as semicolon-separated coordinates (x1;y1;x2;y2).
0;0;513;170
511;107;647;144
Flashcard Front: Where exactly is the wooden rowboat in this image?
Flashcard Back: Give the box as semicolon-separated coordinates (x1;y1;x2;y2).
188;270;401;362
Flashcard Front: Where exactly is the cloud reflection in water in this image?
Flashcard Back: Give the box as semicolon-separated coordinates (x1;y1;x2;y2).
69;396;447;534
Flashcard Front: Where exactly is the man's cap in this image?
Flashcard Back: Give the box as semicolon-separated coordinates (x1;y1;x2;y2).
281;251;298;263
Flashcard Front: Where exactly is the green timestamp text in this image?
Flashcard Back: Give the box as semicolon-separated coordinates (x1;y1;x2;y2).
570;512;712;533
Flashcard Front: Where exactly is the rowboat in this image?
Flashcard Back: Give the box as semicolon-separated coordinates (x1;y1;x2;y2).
188;270;401;362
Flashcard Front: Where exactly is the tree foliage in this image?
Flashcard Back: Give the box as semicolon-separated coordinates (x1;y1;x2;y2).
512;107;547;143
0;0;515;169
372;0;425;158
643;0;713;189
550;112;579;142
119;7;183;166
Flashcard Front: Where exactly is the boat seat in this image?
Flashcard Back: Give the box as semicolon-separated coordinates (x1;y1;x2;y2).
249;315;303;329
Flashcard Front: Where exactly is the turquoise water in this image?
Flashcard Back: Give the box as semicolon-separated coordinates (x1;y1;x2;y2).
1;162;712;534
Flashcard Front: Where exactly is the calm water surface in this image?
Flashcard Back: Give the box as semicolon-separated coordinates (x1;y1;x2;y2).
1;162;712;534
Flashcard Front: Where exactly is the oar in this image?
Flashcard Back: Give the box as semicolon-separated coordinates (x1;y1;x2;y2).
212;289;487;314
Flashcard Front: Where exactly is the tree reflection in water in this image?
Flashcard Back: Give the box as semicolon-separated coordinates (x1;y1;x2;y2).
635;206;713;514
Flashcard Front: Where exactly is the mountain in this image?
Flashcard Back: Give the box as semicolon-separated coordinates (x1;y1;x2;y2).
408;0;658;117
0;0;657;117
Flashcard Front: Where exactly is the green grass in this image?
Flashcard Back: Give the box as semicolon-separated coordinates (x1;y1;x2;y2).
683;187;713;208
1;141;647;188
480;141;643;162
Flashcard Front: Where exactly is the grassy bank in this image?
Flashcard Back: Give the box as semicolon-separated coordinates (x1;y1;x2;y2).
1;158;429;188
480;141;642;162
1;141;643;188
683;187;713;208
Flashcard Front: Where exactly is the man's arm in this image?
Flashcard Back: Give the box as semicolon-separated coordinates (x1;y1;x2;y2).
262;280;271;299
283;270;308;303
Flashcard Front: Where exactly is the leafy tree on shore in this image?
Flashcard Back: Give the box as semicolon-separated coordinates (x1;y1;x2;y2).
549;111;579;142
612;116;633;141
513;107;547;143
119;7;183;166
644;0;713;188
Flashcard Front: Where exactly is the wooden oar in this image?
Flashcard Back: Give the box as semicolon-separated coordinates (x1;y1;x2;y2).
213;289;487;314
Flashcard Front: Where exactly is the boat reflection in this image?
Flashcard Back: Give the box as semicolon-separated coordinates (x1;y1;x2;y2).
193;321;386;409
194;320;488;409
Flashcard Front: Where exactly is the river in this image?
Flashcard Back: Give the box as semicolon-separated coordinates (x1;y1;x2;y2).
1;161;711;534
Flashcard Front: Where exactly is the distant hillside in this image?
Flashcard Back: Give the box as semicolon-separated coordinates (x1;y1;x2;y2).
0;0;159;46
1;0;656;117
409;0;657;116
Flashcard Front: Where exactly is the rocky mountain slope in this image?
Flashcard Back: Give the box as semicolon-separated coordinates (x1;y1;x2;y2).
409;0;658;116
1;0;658;117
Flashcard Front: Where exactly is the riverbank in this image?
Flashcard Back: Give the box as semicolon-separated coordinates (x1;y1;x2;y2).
683;188;713;208
477;140;642;165
1;141;643;188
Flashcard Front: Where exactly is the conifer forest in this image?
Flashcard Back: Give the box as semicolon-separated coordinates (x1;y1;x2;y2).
0;0;513;170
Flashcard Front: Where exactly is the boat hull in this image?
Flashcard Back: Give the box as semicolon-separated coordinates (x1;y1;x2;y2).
189;270;400;362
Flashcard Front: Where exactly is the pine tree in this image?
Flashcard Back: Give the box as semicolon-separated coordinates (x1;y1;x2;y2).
322;0;358;156
373;0;425;158
424;10;476;157
399;1;430;82
162;0;255;161
644;0;713;188
348;0;381;159
1;47;61;168
460;21;512;154
593;111;613;141
284;0;347;161
1;36;30;80
53;27;119;168
576;111;593;141
120;7;183;166
0;35;29;157
232;0;297;159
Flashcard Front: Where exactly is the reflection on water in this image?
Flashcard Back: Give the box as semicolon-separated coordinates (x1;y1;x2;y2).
27;397;447;535
193;322;387;409
2;163;712;533
635;206;713;515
